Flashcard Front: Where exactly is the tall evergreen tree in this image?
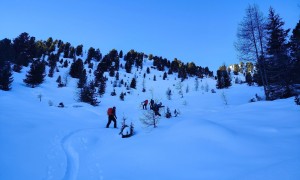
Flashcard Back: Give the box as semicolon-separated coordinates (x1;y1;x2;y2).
75;45;83;56
0;38;15;66
95;48;102;61
130;78;136;89
289;20;300;84
13;32;34;67
125;60;132;73
86;47;96;63
69;58;84;78
0;62;13;91
266;7;291;99
77;69;87;88
119;50;123;58
98;77;106;97
94;63;104;86
163;72;167;80
109;67;115;77
23;60;46;88
245;72;253;86
63;42;71;58
216;69;231;89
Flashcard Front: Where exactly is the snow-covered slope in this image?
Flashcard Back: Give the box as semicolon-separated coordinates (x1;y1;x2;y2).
0;58;299;180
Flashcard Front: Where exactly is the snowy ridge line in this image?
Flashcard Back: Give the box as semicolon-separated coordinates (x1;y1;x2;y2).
61;128;99;180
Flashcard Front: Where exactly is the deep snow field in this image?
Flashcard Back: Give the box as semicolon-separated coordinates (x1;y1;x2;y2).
0;58;300;180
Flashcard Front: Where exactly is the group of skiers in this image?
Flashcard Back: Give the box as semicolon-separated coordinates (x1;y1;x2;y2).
142;99;164;116
106;99;165;129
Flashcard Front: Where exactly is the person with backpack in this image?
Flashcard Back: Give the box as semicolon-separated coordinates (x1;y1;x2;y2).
142;99;148;110
150;99;154;110
106;106;117;128
153;102;164;116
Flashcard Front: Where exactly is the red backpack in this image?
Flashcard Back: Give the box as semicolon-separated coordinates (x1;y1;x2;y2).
107;108;113;116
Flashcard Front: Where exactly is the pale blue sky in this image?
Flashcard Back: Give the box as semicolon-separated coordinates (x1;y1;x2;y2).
0;0;299;71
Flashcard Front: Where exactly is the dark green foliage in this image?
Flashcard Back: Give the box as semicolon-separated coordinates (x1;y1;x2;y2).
245;72;253;86
86;47;102;63
95;48;102;61
171;59;180;73
130;78;136;89
86;47;96;63
290;20;300;84
75;45;83;56
119;50;123;58
152;56;165;71
94;63;104;86
111;89;117;96
57;41;65;55
48;53;57;78
45;37;56;55
115;72;119;81
97;49;118;73
45;37;53;50
23;60;46;88
148;54;153;60
69;47;75;59
13;32;36;67
109;67;115;77
63;42;71;58
186;62;197;76
48;53;58;68
79;81;99;106
216;70;231;89
246;62;254;73
266;7;292;99
69;58;84;78
63;60;68;68
233;64;239;75
125;60;132;73
77;69;87;88
56;75;64;87
124;49;143;71
163;72;167;80
48;67;55;78
178;65;187;80
0;62;13;91
0;38;15;67
120;92;125;101
12;64;22;73
98;77;106;97
146;67;150;74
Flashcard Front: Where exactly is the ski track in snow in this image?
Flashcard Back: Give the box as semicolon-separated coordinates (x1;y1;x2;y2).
61;128;99;180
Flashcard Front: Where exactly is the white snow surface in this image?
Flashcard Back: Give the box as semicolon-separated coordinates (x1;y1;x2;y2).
1;58;300;180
